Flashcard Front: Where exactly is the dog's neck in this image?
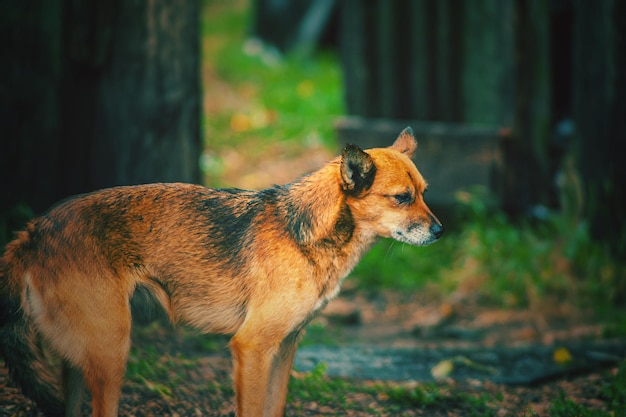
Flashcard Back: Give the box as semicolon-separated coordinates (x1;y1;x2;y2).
279;162;378;307
281;161;378;256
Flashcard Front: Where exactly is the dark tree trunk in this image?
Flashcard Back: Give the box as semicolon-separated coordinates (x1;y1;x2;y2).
573;0;626;258
1;0;65;216
88;0;201;190
0;0;200;225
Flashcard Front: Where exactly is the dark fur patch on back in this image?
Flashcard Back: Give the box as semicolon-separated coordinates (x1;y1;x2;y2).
283;198;313;244
197;187;282;269
199;189;257;263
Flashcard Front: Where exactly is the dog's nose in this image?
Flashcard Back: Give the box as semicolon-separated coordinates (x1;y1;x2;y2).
431;222;444;239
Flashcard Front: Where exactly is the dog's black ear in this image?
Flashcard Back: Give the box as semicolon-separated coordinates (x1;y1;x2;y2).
390;126;417;157
340;144;377;195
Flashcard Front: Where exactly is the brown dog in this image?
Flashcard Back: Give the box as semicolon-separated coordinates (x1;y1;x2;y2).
0;127;443;417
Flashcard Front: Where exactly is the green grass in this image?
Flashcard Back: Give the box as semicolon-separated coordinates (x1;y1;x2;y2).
287;363;498;416
201;0;343;178
548;394;606;417
350;231;460;292
378;382;495;416
125;346;181;398
600;360;626;413
299;322;343;347
287;361;626;416
288;363;350;408
546;377;626;417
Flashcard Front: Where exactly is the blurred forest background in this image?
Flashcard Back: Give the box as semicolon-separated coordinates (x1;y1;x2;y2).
2;0;626;415
1;0;625;327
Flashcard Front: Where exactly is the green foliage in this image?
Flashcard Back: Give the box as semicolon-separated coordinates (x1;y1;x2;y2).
351;230;460;292
288;363;349;407
548;392;609;417
602;315;626;338
379;383;443;407
299;322;341;347
181;329;229;353
126;346;193;399
201;0;343;185
206;49;342;147
289;365;497;415
448;191;572;307
377;383;495;416
600;361;626;413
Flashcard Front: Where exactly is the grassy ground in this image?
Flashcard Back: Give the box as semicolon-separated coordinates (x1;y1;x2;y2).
110;325;626;416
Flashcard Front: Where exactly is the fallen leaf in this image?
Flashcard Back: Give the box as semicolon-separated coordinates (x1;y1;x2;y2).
230;113;251;132
431;359;454;380
553;347;573;364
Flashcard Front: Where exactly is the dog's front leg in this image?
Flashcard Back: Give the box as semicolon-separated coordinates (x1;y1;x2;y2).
230;333;299;417
230;333;272;416
231;320;300;417
230;319;302;417
263;330;301;417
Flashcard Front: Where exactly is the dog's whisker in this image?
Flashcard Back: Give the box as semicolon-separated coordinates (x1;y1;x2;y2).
384;240;397;262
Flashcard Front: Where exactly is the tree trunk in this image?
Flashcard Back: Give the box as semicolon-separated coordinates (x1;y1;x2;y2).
0;0;201;223
88;0;201;190
573;0;626;258
1;0;65;216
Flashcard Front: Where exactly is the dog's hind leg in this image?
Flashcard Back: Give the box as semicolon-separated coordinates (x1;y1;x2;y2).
81;330;131;417
72;287;133;417
62;362;84;417
83;318;131;417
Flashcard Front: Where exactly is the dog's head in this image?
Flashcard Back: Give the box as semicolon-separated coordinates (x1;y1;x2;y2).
340;127;443;246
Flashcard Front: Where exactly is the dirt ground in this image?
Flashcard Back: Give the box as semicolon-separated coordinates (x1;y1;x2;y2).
1;288;623;416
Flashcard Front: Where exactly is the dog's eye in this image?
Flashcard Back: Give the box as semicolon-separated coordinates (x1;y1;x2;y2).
394;192;413;205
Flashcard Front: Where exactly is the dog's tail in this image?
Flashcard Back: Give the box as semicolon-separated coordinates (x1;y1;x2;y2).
1;237;65;417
